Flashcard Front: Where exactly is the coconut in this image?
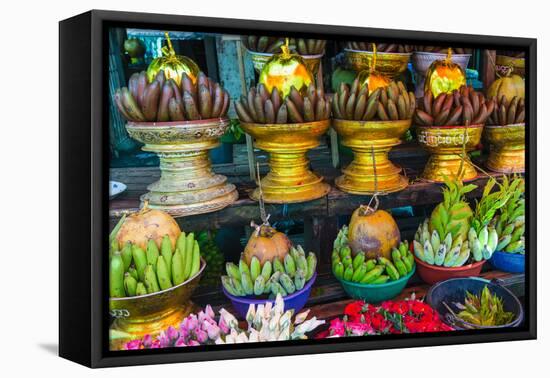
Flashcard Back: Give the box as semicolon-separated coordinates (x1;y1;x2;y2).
347;205;400;260
243;221;291;266
115;205;181;251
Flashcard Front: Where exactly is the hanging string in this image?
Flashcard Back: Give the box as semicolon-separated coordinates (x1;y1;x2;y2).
256;162;268;224
366;145;380;212
370;43;377;74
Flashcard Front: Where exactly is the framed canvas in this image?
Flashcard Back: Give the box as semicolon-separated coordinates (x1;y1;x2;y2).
59;10;536;368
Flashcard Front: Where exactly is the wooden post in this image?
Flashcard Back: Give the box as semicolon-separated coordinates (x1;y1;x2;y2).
482;49;497;91
304;216;339;271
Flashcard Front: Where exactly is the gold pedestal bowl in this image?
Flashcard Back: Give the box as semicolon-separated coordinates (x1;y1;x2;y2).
247;50;324;75
240;120;331;203
126;119;238;217
344;49;411;78
496;55;525;78
109;259;205;350
416;124;483;182
484;123;525;173
333;119;412;194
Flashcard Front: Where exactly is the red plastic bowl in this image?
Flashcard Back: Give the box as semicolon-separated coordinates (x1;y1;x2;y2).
414;256;486;285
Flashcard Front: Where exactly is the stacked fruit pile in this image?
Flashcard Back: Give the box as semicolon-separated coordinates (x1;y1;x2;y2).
332;80;415;121
332;227;414;284
346;42;414;53
221;245;317;297
486;95;525;125
110;231;202;298
491;177;525;254
415;46;473;54
414;86;492;126
197;230;225;286
114;70;230;122
235;83;330;123
242;36;326;55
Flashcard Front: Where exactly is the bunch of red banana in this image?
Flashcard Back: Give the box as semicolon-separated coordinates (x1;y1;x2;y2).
414;86;493;126
346;42;414;53
333;79;416;121
487;95;525;126
235;83;330;124
242;36;326;55
114;70;230;123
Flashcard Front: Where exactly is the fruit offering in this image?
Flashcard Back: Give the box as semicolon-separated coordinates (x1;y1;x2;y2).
486;95;525;125
487;74;525;100
221;245;317;298
491;176;525;254
332;226;414;284
197;230;225;286
110;229;202;298
424;49;466;98
413;177;477;267
114;70;230;122
456;286;515;326
346;42;414;53
242;36;326;55
333;79;415;121
234;82;330;124
414;86;492;126
415;46;473;55
146;32;200;87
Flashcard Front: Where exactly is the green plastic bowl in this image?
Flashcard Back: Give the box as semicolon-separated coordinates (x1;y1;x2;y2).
337;266;416;303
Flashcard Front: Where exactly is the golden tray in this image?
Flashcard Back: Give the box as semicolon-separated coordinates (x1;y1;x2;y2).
240;120;331;203
484;123;525;173
416;124;484;182
109;258;206;350
126;119;238;217
247;49;324;75
344;49;411;78
332;118;412;194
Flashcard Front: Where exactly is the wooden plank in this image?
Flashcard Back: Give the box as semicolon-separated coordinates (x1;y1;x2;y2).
482;49;497;91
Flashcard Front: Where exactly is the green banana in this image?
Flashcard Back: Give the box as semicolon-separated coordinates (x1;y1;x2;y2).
231;277;245;296
273;257;285;274
109;252;125;298
279;273;296;294
128;266;138;281
471;237;483;261
176;232;187;256
434;244;447;266
284;253;297;277
226;262;241;281
146;239;159;271
306;252;317;280
430;230;441;254
183;233;194;279
250;256;261;281
254;275;265;296
121;242;133;272
160;235;172;280
352;264;367;282
172;248;185;285
443;245;461;267
333;262;344;279
261;260;272;281
497;235;512;251
294;269;306;290
360;265;385;284
343;265;354;281
241;271;254;295
135;282;147;296
413;240;425;261
156;256;172;291
144;264;160;294
353;252;366;271
131;245;147;282
423;240;435;264
222;276;238;296
370;275;390;284
190;240;201;278
239;258;251;275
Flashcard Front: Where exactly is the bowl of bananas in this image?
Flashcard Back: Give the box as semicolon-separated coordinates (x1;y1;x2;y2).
221;244;318;319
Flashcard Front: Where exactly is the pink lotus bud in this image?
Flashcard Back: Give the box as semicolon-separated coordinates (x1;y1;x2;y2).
142;334;153;348
218;316;230;334
205;305;215;319
125;339;142;350
195;328;208;343
203;320;220;339
166;326;179;342
187;340;200;346
174;337;187;347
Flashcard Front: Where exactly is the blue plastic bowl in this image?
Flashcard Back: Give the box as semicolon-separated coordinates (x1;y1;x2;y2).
426;277;523;330
337;266;415;303
489;250;525;273
222;272;317;319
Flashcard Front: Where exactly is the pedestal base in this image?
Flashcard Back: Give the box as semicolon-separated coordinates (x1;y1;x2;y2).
486;148;525;173
422;153;478;182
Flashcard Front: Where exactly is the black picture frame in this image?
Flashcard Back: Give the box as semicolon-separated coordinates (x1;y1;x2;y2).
59;9;537;368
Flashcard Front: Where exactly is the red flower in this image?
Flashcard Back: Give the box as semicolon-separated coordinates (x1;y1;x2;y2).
344;301;364;318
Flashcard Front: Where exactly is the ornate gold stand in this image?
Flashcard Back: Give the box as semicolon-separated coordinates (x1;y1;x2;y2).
126;119;238;217
344;49;411;78
416;124;483;182
109;260;205;350
484;123;525;173
332;119;411;194
240;120;331;203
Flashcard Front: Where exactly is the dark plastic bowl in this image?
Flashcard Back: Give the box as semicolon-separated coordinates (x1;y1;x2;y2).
337;266;415;303
490;250;525;273
426;277;523;330
414;256;485;285
222;272;316;319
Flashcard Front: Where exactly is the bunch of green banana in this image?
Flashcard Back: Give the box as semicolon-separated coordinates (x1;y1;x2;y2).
332;79;416;121
197;230;225;286
241;36;326;55
332;227;414;284
235;82;330;124
413;219;474;267
346;42;414;53
491;176;525;254
221;245;317;298
114;70;230;122
109;232;202;298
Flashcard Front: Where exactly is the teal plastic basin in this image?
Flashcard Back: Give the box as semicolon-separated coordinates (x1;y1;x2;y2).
337;266;415;303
